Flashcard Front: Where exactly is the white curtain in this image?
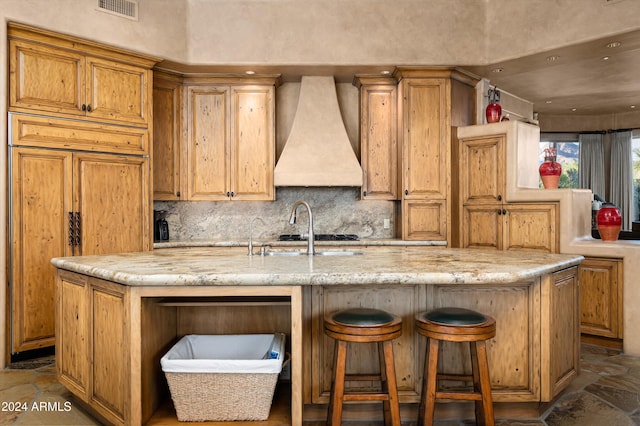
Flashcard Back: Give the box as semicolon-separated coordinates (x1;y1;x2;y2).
578;133;605;199
609;130;633;230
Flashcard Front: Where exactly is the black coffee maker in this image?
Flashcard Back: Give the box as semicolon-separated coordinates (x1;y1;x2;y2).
154;210;169;241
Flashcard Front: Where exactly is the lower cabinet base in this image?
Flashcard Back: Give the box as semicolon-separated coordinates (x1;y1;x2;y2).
581;333;623;350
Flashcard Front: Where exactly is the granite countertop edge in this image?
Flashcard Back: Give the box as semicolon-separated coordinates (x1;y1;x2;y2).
153;239;447;249
51;247;584;288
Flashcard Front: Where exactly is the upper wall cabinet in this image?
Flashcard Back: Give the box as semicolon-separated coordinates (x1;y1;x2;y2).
8;23;159;128
354;76;398;200
186;82;276;201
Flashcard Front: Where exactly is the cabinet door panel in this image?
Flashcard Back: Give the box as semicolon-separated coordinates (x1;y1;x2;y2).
402;79;448;198
462;205;502;250
230;86;274;200
153;77;183;200
579;258;623;338
56;271;89;401
402;199;447;241
11;148;73;352
86;56;149;126
505;204;557;253
9;39;84;115
460;136;506;204
360;83;397;200
91;281;127;422
74;153;149;255
187;87;229;200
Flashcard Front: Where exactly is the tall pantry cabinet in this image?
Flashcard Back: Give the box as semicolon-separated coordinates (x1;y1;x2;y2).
394;68;477;242
7;23;158;355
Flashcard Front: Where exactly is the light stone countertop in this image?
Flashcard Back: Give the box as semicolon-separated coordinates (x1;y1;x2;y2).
51;246;583;287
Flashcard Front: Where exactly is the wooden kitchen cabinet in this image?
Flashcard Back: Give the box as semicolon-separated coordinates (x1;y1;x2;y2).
456;129;559;253
579;257;623;340
186;82;276;201
354;76;398;200
8;23;158;128
394;68;477;242
462;203;558;253
153;72;184;200
56;270;129;424
10;135;149;354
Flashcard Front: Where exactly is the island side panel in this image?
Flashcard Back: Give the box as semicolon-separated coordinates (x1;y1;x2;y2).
541;266;580;400
426;282;542;402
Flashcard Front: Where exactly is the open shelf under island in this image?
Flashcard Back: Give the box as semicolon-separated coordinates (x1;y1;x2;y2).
51;246;583;425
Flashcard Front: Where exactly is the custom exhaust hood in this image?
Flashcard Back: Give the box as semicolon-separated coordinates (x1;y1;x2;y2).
274;76;363;187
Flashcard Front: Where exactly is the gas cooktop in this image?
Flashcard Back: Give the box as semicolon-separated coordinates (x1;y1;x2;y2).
277;234;359;241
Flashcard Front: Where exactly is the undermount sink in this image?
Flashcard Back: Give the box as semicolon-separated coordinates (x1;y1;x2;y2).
265;250;363;256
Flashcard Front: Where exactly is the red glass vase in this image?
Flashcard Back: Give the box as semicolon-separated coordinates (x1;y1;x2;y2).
539;156;562;189
597;205;622;241
486;103;502;123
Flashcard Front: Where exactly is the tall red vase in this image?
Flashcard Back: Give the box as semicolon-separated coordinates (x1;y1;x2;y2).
597;205;622;241
539;148;562;189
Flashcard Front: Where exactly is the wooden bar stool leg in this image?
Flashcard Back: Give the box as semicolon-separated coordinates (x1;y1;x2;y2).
475;341;495;426
470;342;485;423
420;338;440;426
377;342;391;425
381;340;401;426
328;341;348;426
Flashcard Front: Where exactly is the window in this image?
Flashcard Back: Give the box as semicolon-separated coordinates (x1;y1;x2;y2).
633;136;640;222
538;140;580;189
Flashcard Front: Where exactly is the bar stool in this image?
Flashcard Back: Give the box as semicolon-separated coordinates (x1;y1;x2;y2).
415;307;496;426
324;308;403;426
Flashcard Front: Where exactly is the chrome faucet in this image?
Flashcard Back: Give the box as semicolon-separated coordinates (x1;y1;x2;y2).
289;200;315;255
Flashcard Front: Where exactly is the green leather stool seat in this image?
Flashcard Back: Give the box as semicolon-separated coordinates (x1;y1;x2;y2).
421;307;488;326
332;308;395;326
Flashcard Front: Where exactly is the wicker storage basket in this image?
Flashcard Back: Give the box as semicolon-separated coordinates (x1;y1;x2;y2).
161;334;285;422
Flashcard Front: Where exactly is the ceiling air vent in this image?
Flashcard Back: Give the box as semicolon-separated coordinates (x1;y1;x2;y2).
97;0;138;21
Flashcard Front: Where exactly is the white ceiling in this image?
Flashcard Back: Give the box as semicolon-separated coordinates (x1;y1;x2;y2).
463;28;640;116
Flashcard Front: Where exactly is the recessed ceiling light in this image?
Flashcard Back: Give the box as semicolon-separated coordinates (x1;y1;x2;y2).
546;55;560;62
572;108;577;112
606;41;621;49
602;56;610;61
631;105;636;109
245;70;255;75
491;68;503;73
546;100;553;104
380;70;390;75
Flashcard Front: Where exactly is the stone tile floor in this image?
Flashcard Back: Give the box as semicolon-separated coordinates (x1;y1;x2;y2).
0;344;638;425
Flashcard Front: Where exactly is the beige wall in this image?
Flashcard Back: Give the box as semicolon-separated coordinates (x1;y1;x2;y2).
4;0;640;365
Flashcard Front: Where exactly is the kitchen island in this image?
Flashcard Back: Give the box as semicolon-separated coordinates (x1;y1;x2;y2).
52;246;583;425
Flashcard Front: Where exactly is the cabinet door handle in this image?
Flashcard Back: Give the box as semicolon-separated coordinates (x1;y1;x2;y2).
81;104;87;111
363;191;367;197
68;212;75;246
497;195;502;201
502;209;507;215
404;189;409;196
74;212;81;247
176;191;181;197
87;104;92;112
497;209;502;215
226;191;230;197
230;191;235;197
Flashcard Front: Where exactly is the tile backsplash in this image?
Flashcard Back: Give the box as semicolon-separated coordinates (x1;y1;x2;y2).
154;187;395;241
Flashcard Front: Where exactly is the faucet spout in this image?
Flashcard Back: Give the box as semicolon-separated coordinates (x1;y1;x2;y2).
289;200;315;255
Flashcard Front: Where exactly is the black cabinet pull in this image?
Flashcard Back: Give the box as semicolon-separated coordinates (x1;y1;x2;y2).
74;212;81;247
81;104;86;111
497;209;502;215
497;195;502;201
226;191;230;197
87;104;92;112
404;189;409;196
176;191;181;197
68;212;74;246
363;191;367;197
502;209;507;215
230;191;235;197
